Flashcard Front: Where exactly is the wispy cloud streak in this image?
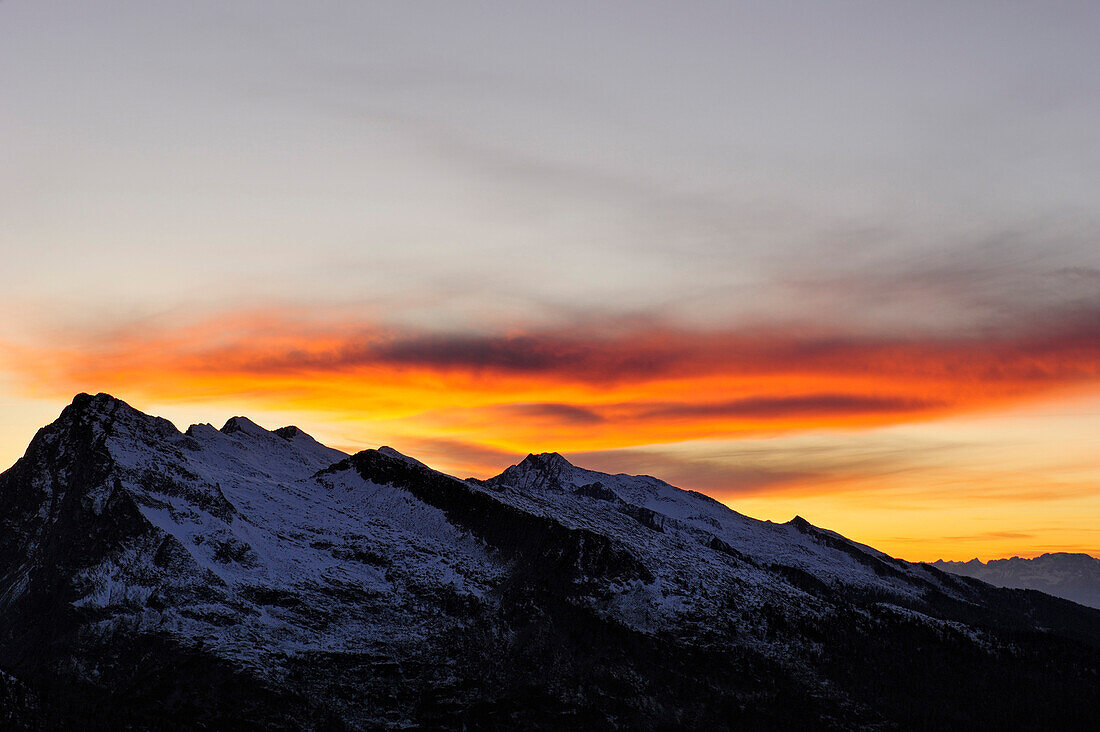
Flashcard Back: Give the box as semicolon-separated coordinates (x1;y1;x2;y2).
3;299;1099;455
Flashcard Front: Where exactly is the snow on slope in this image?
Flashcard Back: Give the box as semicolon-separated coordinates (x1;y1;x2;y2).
0;395;1001;675
482;452;952;602
41;395;505;669
5;394;1100;729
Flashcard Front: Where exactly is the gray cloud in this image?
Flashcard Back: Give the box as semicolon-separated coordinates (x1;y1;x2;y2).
634;394;940;421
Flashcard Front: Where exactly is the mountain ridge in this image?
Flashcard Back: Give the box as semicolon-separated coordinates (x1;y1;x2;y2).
1;393;1098;729
933;553;1100;609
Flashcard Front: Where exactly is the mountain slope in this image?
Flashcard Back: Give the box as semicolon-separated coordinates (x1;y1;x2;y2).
934;554;1100;609
1;394;1098;730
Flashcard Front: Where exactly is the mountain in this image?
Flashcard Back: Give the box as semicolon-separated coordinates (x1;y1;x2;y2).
933;554;1100;610
1;394;1098;730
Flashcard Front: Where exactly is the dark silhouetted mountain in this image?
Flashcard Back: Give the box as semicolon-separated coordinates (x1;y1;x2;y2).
934;553;1100;609
1;394;1098;729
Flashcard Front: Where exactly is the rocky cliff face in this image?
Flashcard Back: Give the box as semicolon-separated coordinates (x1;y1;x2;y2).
1;394;1098;729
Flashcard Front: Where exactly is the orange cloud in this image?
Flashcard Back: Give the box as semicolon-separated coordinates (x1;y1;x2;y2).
4;304;1100;561
3;305;1099;459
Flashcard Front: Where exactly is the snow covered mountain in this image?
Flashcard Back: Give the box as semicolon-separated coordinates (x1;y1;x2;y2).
1;394;1098;729
933;554;1100;610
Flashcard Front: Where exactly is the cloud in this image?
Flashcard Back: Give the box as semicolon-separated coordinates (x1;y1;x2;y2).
3;297;1100;455
944;532;1035;541
116;303;1100;389
632;394;940;420
4;240;1100;465
495;402;607;425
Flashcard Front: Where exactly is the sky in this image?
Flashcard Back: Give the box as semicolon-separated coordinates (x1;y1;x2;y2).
1;1;1098;562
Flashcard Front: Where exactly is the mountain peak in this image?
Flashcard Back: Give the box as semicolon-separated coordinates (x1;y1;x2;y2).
273;425;323;444
65;392;132;417
55;393;177;440
935;553;1100;609
220;416;267;436
517;452;576;471
487;452;579;491
376;446;430;469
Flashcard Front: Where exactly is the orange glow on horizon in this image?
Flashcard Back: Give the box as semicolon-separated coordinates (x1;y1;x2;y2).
5;309;1098;449
2;306;1098;562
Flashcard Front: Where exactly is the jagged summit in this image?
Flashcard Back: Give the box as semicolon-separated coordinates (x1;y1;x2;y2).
62;391;143;421
52;392;178;446
220;415;267;435
486;451;582;492
505;451;579;479
69;391;122;409
518;451;576;471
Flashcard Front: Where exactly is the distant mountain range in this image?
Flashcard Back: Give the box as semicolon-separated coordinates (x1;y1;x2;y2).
1;394;1098;729
934;554;1100;609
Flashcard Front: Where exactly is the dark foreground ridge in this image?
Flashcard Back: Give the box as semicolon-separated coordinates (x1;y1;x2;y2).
1;394;1098;730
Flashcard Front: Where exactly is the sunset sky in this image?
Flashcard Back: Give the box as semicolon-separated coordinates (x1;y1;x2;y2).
2;1;1098;562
